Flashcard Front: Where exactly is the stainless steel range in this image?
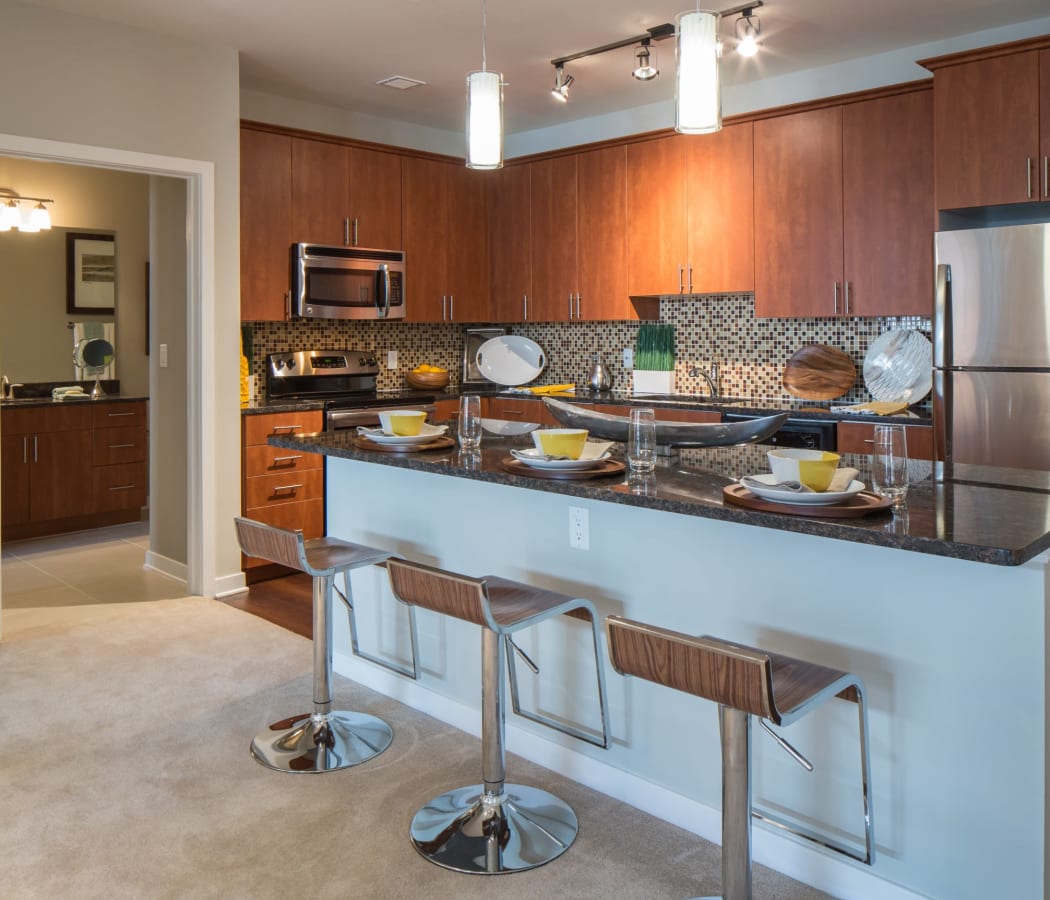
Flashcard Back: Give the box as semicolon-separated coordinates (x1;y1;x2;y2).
266;350;435;431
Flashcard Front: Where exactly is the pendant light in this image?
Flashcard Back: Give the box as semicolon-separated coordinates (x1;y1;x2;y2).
675;8;722;134
465;0;503;169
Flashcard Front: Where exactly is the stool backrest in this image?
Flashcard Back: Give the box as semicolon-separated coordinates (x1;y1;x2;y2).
386;558;489;627
606;616;777;720
234;517;307;573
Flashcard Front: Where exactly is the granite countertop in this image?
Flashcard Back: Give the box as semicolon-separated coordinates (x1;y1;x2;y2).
269;425;1050;567
1;394;148;409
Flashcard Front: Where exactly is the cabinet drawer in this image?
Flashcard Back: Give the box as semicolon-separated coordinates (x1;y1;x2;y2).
486;397;558;425
837;421;934;460
244;444;323;477
243;411;323;446
244;467;323;508
93;462;148;512
2;404;93;434
93;401;148;430
241;499;324;568
93;426;147;465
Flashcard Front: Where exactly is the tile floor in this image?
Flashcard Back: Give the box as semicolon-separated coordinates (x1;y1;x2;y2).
1;519;188;614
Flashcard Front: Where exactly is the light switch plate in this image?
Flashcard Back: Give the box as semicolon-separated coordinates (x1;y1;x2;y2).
387;350;397;369
623;348;633;369
159;343;168;368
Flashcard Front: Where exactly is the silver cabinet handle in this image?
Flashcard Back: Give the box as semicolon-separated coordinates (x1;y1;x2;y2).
33;435;38;462
688;265;693;294
108;411;135;417
352;218;359;246
1027;157;1033;199
575;293;581;319
272;455;303;464
109;484;136;492
833;281;840;315
109;443;136;449
523;294;528;321
22;435;27;464
449;295;454;321
844;281;851;315
273;484;303;493
272;424;302;434
285;290;292;320
442;295;448;321
1044;156;1048;199
678;265;684;294
568;293;574;319
343;217;350;245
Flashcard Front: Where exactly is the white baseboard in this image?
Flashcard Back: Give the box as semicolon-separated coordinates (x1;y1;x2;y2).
333;650;928;900
212;571;248;599
143;551;188;586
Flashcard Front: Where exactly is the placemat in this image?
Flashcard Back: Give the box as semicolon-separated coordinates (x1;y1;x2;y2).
723;483;893;517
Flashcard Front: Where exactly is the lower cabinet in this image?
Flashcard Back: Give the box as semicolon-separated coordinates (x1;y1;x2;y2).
241;409;324;578
837;421;934;460
485;397;560;426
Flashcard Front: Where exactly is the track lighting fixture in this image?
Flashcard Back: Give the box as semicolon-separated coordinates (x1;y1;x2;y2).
0;190;54;233
735;8;761;57
633;42;659;81
551;65;573;102
550;22;674;102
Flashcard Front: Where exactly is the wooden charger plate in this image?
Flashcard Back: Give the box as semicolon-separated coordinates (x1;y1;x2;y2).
723;483;893;517
354;435;456;453
500;457;626;480
782;344;856;400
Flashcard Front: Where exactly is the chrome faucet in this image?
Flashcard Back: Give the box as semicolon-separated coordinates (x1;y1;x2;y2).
689;363;722;399
1;374;9;399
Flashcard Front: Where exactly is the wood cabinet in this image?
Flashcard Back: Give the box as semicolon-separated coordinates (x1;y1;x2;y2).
403;156;490;322
530;155;578;321
240;128;292;321
2;401;148;541
486;396;560;426
754;87;933;318
921;38;1050;209
627;136;688;297
241;410;324;575
488;164;532;322
837;421;933;460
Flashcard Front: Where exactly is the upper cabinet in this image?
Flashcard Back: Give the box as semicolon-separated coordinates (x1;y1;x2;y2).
402;156;490;323
488;164;532;323
530;155;578;322
754;86;933;318
241;128;292;321
921;38;1050;209
626;125;755;298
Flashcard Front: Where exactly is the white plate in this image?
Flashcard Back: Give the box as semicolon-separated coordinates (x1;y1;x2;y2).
481;418;540;436
476;335;546;386
738;473;866;505
862;330;932;403
357;423;448;445
510;446;612;471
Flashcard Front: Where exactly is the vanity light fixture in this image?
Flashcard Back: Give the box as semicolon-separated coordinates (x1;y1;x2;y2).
0;190;54;233
551;65;574;102
465;0;503;169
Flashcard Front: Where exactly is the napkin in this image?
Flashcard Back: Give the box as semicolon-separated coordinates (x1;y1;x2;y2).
831;400;909;416
827;467;860;492
507;384;576;395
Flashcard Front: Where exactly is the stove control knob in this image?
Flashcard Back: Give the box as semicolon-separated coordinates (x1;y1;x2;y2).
366;356;377;367
274;359;285;370
287;359;296;369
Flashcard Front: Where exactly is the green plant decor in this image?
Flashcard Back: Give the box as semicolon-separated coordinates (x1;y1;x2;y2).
635;323;675;371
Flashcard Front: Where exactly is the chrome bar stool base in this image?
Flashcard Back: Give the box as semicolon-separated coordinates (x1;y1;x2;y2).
250;710;393;774
410;783;578;874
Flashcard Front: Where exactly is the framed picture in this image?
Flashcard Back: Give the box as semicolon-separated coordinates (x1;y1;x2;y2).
66;231;116;314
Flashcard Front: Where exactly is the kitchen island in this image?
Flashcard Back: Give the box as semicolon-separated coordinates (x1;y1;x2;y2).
269;425;1049;900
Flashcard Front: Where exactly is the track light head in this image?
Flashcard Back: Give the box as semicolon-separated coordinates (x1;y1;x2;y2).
551;65;573;102
735;10;761;57
632;42;659;81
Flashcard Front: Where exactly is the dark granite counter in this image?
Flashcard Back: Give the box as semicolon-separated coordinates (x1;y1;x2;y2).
1;394;147;409
270;425;1050;567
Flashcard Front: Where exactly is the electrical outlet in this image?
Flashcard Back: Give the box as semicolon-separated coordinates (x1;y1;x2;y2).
387;350;397;369
159;343;168;368
623;348;633;369
569;506;589;550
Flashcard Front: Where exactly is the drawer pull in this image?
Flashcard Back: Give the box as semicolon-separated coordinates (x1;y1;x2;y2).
108;484;136;491
108;411;136;417
272;424;302;433
109;443;136;449
271;455;303;464
273;484;303;493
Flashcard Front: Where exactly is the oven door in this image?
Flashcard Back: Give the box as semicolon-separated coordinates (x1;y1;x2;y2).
293;244;406;321
326;403;436;432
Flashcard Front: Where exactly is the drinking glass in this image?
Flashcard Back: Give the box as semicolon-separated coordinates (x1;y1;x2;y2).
871;424;908;507
458;394;482;450
627;408;657;474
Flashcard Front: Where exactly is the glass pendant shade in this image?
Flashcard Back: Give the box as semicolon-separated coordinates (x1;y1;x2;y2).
0;201;21;232
466;70;503;170
28;202;51;231
675;10;722;134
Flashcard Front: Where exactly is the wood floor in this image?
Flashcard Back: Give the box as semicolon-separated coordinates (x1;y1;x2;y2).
221;573;313;638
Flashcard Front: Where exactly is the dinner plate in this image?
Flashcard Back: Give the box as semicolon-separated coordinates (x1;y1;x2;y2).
356;423;448;445
476;335;546;385
510;447;612;471
862;329;932;403
738;473;866;505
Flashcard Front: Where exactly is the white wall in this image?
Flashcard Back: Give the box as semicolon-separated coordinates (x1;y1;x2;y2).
0;3;243;598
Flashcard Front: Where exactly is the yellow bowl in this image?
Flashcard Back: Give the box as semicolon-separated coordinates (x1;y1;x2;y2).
533;429;589;460
379;410;427;436
767;449;841;492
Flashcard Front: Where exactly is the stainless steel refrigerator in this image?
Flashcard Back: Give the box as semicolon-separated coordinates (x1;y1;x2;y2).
933;223;1050;489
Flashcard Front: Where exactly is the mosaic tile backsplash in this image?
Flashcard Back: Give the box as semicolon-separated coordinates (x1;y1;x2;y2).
246;293;931;408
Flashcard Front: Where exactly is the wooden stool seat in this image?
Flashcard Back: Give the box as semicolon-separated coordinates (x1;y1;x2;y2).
606;616;874;900
386;558;610;875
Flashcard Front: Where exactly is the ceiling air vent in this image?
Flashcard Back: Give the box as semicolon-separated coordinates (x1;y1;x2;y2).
376;76;428;90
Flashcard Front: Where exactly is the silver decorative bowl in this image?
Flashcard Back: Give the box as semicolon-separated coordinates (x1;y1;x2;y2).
542;397;788;448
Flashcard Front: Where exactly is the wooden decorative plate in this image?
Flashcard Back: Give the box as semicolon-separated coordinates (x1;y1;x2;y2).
500;457;626;480
723;483;893;517
782;344;856;400
353;435;456;453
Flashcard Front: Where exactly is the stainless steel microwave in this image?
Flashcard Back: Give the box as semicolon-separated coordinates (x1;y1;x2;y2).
292;243;406;320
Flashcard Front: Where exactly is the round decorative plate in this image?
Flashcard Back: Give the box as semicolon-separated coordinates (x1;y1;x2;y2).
476;335;546;386
738;473;866;505
862;330;932;403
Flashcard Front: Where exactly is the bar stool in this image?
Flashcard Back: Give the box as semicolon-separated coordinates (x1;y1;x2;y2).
385;558;610;875
234;517;419;774
605;616;874;900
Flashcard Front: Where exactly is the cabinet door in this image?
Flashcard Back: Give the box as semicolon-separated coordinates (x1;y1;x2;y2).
933;51;1041;209
837;421;933;460
446;163;490;322
1041;49;1050;200
291;137;350;245
240;128;292;321
754;106;844;317
686;121;755;294
627;136;687;297
402;156;449;322
30;430;94;522
530;155;577;322
488;165;532;322
577;145;630;320
349;147;402;250
1;434;30;526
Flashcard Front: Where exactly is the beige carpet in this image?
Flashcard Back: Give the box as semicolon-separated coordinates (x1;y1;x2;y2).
0;597;834;899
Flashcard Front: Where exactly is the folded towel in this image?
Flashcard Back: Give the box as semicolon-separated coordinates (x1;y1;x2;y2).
827;467;860;492
831;400;909;416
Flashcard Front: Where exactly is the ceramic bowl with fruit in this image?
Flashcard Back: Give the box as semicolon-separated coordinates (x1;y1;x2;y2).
406;364;450;391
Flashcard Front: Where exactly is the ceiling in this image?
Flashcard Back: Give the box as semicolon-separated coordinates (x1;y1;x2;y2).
19;0;1050;135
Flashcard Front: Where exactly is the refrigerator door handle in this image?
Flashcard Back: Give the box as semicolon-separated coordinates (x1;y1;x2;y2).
933;263;951;369
932;369;948;483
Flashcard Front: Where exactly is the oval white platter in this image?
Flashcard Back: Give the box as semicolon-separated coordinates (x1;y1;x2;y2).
738;473;866;505
476;335;546;386
862;330;932;403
